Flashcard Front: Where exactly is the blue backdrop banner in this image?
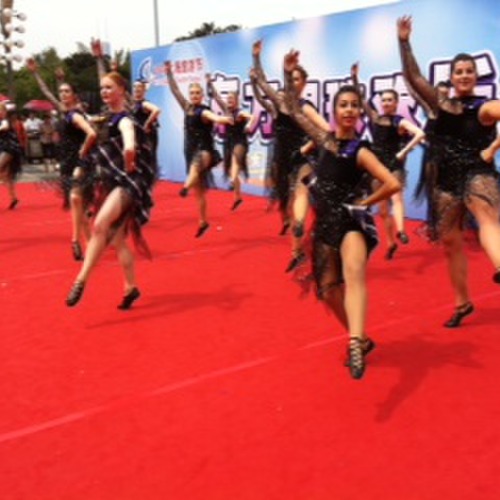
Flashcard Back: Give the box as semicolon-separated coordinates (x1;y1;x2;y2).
131;0;500;220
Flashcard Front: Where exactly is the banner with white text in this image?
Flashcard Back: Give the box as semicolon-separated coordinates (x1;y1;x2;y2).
131;0;500;219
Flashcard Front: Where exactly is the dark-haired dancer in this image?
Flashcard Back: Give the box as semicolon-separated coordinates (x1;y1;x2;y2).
165;61;232;237
249;68;284;222
0;103;22;209
27;58;96;261
398;16;500;327
252;40;330;272
206;74;256;211
352;63;425;259
284;50;400;379
66;71;156;309
132;79;161;174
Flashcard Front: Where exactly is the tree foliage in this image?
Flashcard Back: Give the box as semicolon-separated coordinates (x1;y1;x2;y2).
3;21;236;112
4;44;131;113
174;22;241;42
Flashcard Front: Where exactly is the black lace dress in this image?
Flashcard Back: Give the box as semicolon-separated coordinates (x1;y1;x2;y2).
56;110;94;208
184;104;221;188
414;115;437;205
370;114;407;184
92;111;156;256
271;100;313;211
307;138;377;296
132;100;159;174
222;109;249;180
429;96;499;238
0;119;23;179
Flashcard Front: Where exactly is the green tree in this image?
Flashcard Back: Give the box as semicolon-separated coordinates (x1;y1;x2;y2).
10;44;131;113
174;22;241;42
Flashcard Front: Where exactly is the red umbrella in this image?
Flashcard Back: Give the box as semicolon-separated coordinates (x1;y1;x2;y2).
23;99;56;112
0;93;11;102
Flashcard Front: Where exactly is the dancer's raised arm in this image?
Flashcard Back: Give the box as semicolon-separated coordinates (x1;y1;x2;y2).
26;58;62;112
164;61;189;111
351;62;378;123
397;16;438;112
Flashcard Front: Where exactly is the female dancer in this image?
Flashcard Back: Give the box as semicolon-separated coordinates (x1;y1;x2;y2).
165;61;232;237
66;71;156;308
249;67;282;220
352;63;425;259
27;58;97;261
397;16;500;327
206;74;256;210
132;79;161;167
284;50;401;379
0;103;22;209
412;81;450;209
252;40;330;272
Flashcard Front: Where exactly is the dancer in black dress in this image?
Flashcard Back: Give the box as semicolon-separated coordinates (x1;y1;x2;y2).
132;79;161;173
66;71;156;308
398;16;500;327
0;103;22;209
284;50;401;379
249;67;286;218
206;74;256;211
27;58;97;261
352;63;425;259
165;61;232;237
252;40;330;272
412;81;450;237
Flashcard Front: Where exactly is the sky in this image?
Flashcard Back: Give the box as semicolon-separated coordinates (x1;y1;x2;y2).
10;0;401;59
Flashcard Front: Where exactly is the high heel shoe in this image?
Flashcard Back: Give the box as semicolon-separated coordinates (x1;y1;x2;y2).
444;302;474;328
66;281;85;307
285;252;306;273
385;243;398;260
347;338;366;380
397;231;409;244
117;287;141;310
71;241;84;261
279;221;290;236
344;337;376;367
493;268;500;284
231;199;243;211
195;221;210;238
8;198;19;210
292;222;304;238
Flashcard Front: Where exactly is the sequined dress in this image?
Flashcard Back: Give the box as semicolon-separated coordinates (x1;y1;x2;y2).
429;96;499;237
92;111;156;255
0;119;23;179
184;104;221;185
222;109;249;179
307;138;377;292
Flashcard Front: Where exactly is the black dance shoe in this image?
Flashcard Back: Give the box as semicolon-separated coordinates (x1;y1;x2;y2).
66;281;85;307
385;243;398;260
444;302;474;328
195;222;210;238
344;337;376;367
279;221;290;236
397;231;410;244
292;222;304;238
285;252;306;273
179;187;189;198
347;338;366;380
117;287;141;310
72;241;84;261
231;199;243;211
493;268;500;284
8;198;19;210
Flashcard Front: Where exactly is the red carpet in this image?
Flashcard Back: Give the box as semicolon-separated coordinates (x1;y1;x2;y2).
1;181;499;499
